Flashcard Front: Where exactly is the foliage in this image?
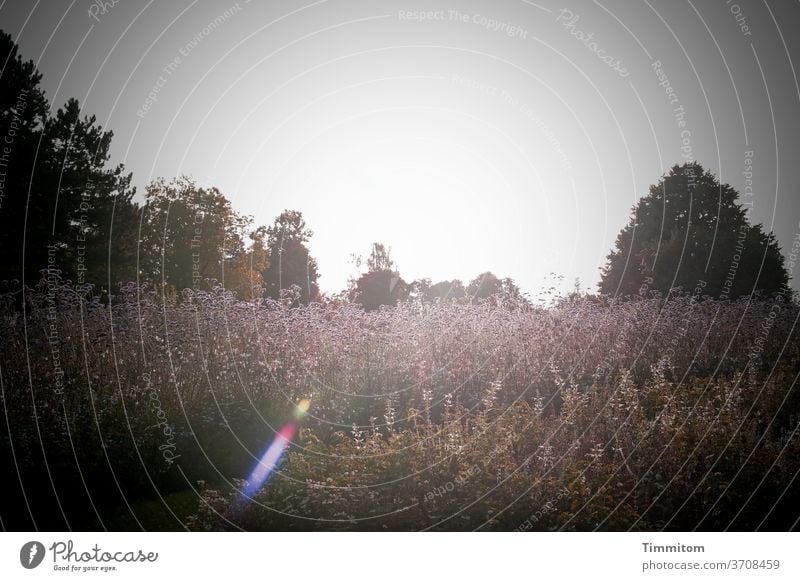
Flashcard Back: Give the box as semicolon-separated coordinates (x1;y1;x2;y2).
409;278;467;303
467;271;528;304
262;210;319;304
0;32;137;291
599;163;789;298
351;243;409;310
139;177;267;299
364;242;395;273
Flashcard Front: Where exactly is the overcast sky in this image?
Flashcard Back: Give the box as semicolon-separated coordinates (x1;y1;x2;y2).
3;0;800;295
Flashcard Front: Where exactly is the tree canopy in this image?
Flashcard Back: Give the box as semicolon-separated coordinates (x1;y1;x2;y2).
467;271;526;304
409;278;467;302
0;31;137;293
3;31;792;306
262;209;319;304
139;177;267;299
351;243;408;310
599;162;789;299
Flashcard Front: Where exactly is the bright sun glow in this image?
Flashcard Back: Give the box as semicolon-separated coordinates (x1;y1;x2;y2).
227;100;587;295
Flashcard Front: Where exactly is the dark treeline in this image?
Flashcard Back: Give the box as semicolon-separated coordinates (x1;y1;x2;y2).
1;30;793;308
0;30;529;311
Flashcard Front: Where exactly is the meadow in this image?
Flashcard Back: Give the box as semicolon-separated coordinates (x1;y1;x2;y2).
1;281;798;531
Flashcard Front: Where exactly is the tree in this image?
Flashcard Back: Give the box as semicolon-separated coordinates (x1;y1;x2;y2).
407;277;431;302
262;210;319;304
351;243;408;310
467;271;502;301
365;242;395;273
46;99;139;291
408;278;466;302
354;270;409;311
428;279;467;302
0;31;138;293
498;276;527;304
232;226;269;300
140;177;261;298
599;163;789;298
0;30;48;287
466;272;526;304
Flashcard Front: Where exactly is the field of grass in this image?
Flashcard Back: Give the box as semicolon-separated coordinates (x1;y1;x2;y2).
1;283;798;530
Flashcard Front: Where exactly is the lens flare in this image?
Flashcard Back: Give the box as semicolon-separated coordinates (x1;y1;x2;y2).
242;423;296;498
240;399;311;502
294;398;311;419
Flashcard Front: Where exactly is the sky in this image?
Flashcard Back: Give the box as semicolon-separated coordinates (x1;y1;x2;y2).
2;0;800;296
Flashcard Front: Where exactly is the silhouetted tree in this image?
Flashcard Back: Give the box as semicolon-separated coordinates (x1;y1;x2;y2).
429;279;466;301
410;278;466;302
408;278;431;302
351;243;408;310
599;163;789;298
50;99;138;291
354;270;409;311
262;210;319;304
0;31;137;292
366;242;394;273
500;277;528;304
140;177;263;298
466;272;526;304
240;226;270;300
467;272;501;300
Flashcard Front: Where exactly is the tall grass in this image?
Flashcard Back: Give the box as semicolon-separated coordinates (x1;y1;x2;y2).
1;282;798;530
